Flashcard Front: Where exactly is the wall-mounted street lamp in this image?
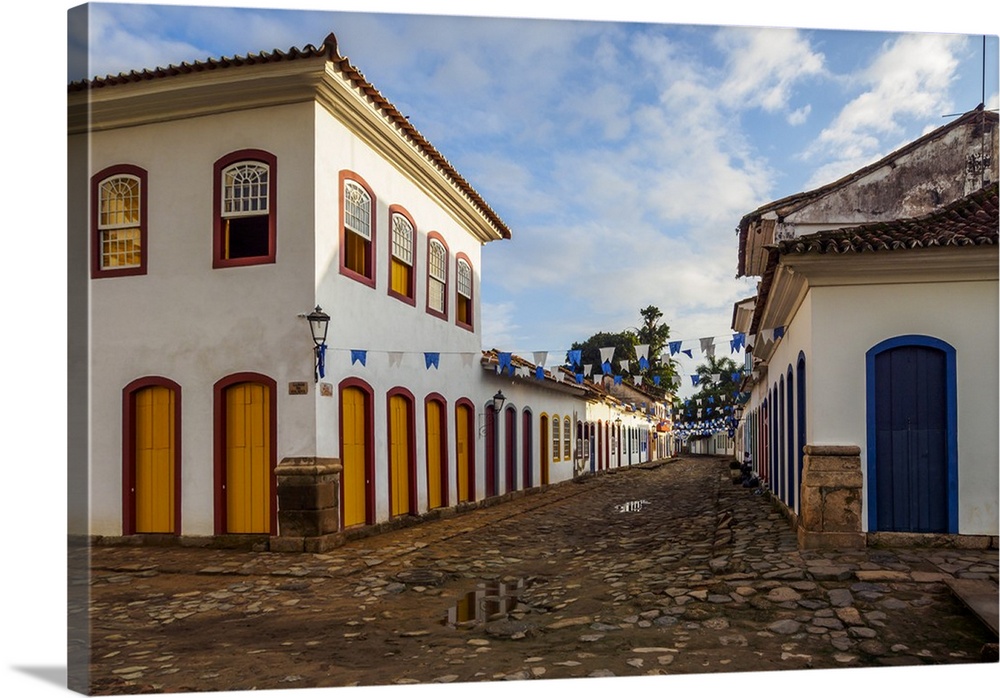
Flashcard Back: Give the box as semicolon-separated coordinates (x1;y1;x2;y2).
305;305;330;382
491;390;507;413
479;390;507;436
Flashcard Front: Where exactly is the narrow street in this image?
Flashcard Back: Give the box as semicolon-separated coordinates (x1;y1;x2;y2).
81;455;997;694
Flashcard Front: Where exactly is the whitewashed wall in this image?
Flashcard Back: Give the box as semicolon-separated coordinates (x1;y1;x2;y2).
81;103;320;536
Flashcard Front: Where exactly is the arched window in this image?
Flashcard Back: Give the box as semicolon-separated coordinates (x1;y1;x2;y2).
456;254;474;331
214;150;277;267
388;206;416;304
426;235;448;319
552;414;561;462
91;164;147;278
340;171;376;286
563;416;571;460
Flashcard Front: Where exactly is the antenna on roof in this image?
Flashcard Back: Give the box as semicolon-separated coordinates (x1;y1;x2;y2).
942;35;998;118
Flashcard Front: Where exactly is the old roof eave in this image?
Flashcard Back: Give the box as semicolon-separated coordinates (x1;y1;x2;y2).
68;33;512;244
736;105;997;277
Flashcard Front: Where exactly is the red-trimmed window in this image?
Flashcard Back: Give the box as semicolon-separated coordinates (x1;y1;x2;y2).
92;164;147;278
426;234;448;319
340;171;376;287
388;206;416;304
213;149;277;268
455;254;474;331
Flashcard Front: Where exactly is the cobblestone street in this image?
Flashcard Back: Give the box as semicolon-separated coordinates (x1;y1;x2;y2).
78;455;998;694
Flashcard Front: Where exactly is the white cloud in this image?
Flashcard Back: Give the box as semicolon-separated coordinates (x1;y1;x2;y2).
715;27;825;112
808;33;966;169
787;105;811;125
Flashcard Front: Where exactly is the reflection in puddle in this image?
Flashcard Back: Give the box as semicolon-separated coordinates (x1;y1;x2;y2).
444;579;527;626
616;499;650;513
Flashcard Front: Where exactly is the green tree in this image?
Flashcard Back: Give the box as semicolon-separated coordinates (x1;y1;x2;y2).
567;306;677;395
681;355;743;420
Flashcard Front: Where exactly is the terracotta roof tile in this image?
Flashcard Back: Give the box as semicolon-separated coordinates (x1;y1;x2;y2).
776;182;998;255
748;183;997;337
736;106;998;276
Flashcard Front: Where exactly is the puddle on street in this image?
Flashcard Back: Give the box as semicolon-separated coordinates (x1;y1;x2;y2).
443;578;527;626
616;499;650;513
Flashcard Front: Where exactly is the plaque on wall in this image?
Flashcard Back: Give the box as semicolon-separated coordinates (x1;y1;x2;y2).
288;382;309;395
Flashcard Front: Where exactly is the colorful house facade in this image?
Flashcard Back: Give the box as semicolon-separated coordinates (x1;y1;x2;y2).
732;106;998;548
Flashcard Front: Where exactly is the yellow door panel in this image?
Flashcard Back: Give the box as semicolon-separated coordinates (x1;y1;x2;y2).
427;401;443;509
135;386;174;533
341;387;368;527
389;395;411;516
456;405;470;503
226;383;270;533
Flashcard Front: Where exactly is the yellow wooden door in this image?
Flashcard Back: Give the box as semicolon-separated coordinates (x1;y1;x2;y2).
389;395;411;516
540;415;550;486
341;387;369;527
456;405;471;502
225;382;270;533
135;385;175;533
426;401;443;509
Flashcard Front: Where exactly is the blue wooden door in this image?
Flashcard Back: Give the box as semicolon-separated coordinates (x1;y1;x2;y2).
873;345;948;532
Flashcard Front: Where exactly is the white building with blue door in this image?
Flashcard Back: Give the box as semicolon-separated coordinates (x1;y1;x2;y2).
733;106;998;547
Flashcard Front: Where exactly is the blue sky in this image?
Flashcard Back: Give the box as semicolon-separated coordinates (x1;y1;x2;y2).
64;1;999;392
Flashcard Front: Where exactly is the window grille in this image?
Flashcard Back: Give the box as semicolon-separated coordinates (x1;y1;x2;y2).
223;163;269;215
99;175;141;269
344;181;372;239
391;214;414;265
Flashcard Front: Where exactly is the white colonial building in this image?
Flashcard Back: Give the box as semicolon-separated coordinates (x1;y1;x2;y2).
69;34;670;550
733;106;998;548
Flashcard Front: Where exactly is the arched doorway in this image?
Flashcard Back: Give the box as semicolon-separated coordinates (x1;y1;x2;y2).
215;373;276;535
867;336;957;533
340;380;374;528
540;414;550;485
388;389;416;517
456;400;475;502
123;378;181;535
425;395;447;510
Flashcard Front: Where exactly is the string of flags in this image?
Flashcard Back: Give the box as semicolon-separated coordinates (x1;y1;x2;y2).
315;326;786;394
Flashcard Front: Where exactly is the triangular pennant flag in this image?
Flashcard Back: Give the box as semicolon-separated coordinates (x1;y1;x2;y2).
575;373;585;384
535;366;545;380
388;351;404;367
639;356;650;370
619;359;630;373
599;347;615;364
498;352;513;374
774;326;785;339
424;352;440;370
461;352;475;367
669;341;682;355
614;375;623;385
653;376;661;386
350;349;367;367
517;366;530;378
711;373;721;382
731;372;740;383
567;349;582;367
533;351;548;367
601;360;612;374
634;344;649;361
691;374;700;386
633;375;642;386
682;349;693;358
584;364;593;377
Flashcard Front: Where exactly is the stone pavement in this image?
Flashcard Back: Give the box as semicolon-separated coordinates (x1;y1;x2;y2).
79;455;998;694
